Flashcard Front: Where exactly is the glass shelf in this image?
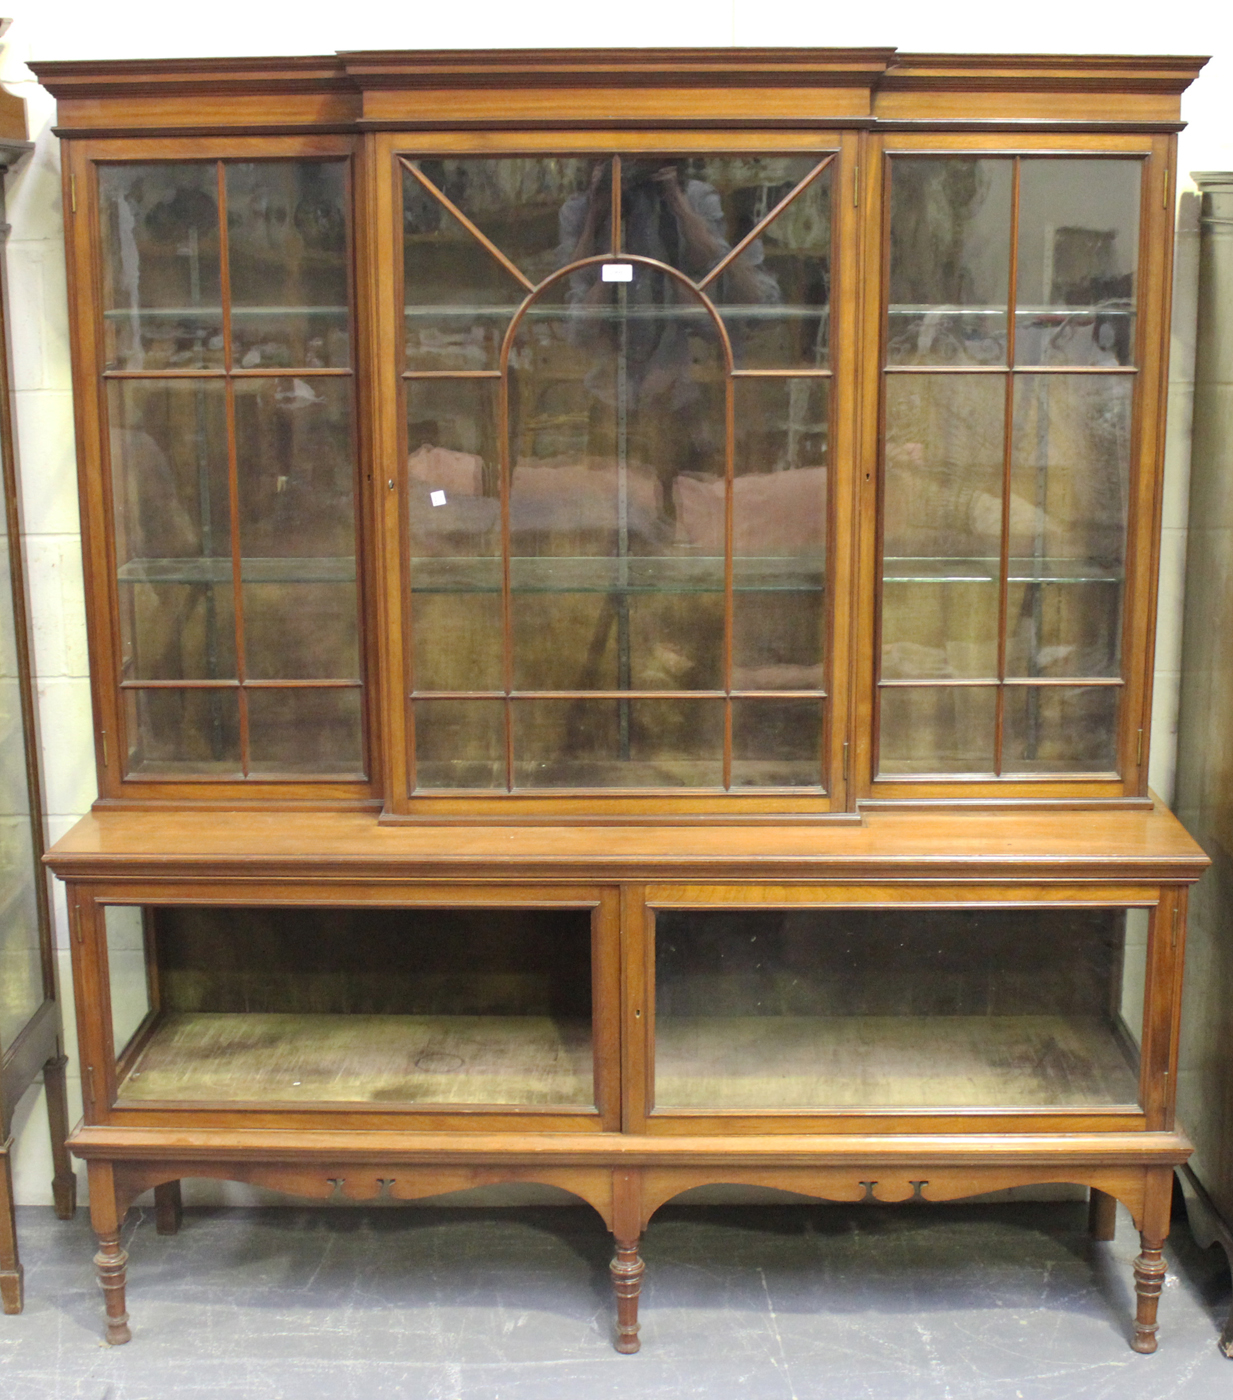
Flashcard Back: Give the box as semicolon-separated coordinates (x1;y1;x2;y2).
117;557;356;584
403;304;831;321
408;555;825;594
102;306;350;319
883;557;1123;585
887;304;1134;317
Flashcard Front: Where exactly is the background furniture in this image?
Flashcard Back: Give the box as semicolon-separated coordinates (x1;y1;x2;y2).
0;86;77;1314
33;48;1208;1352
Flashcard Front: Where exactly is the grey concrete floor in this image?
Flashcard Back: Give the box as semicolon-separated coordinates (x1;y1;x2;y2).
1;1198;1231;1399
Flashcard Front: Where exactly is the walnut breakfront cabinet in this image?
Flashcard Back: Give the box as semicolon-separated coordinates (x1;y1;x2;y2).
33;49;1209;1353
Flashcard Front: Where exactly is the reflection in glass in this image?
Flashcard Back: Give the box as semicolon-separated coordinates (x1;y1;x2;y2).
414;699;505;789
887;158;1012;365
878;685;996;775
114;905;595;1107
653;907;1143;1109
404;166;528;371
731;698;823;788
247;687;364;775
730;377;827;687
1008;375;1130;678
513;698;723;788
508;271;725;701
882;375;1004;687
104;906;150;1057
417;157;597;282
108;379;234;680
226;161;350;369
1015;159;1141;367
1003;685;1119;773
100;163;223;371
123;687;242;776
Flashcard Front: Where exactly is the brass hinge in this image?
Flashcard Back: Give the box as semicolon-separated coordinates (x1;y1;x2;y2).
73;900;84;945
853;163;860;208
1172;901;1181;949
1163;172;1170;210
70;174;76;214
84;1065;95;1108
1136;727;1143;766
101;728;109;766
842;740;850;783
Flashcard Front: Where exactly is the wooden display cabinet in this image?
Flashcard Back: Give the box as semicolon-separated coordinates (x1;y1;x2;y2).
33;48;1209;1352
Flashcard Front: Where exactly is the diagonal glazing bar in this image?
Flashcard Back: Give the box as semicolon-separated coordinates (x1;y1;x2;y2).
400;158;535;294
698;154;835;293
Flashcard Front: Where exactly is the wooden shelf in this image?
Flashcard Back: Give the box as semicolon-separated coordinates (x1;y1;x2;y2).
654;1014;1140;1110
117;1011;594;1107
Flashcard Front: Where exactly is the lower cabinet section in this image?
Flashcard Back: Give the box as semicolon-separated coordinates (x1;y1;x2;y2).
46;806;1206;1354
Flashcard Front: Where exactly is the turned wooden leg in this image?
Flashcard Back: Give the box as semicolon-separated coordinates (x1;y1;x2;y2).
154;1181;182;1236
89;1161;131;1344
1132;1235;1166;1354
1088;1188;1117;1242
0;1138;22;1314
611;1237;644;1354
93;1231;131;1345
43;1052;77;1219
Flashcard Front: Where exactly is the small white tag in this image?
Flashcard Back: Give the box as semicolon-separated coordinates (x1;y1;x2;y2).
429;489;447;507
601;263;633;283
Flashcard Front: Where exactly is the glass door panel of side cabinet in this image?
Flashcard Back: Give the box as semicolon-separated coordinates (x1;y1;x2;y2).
653;908;1145;1110
106;906;596;1107
877;153;1141;780
101;158;364;780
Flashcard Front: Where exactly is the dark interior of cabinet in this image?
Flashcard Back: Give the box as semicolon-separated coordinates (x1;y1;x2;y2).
653;907;1142;1110
115;906;594;1107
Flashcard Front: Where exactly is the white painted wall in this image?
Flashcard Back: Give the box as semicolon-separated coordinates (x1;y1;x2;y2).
3;0;1231;1205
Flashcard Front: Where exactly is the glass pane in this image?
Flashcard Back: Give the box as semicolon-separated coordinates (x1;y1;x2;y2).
508;272;725;693
730;378;827;688
99;163;223;371
1003;685;1120;773
226;160;350;369
413;699;505;790
512;698;723;788
1008;375;1131;678
718;164;831;370
0;537;43;1051
416;156;598;283
234;377;358;685
108;379;234;680
247;687;364;776
404;167;527;372
878;686;996;776
882;374;1005;684
123;687;242;777
1015;159;1141;367
115;905;594;1107
653;907;1144;1110
407;378;503;692
731;698;823;788
104;906;150;1058
887;158;1012;366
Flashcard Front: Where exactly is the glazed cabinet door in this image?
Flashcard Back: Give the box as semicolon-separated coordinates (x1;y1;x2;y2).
855;133;1175;801
375;134;860;818
70;881;621;1133
65;137;376;802
626;884;1185;1135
